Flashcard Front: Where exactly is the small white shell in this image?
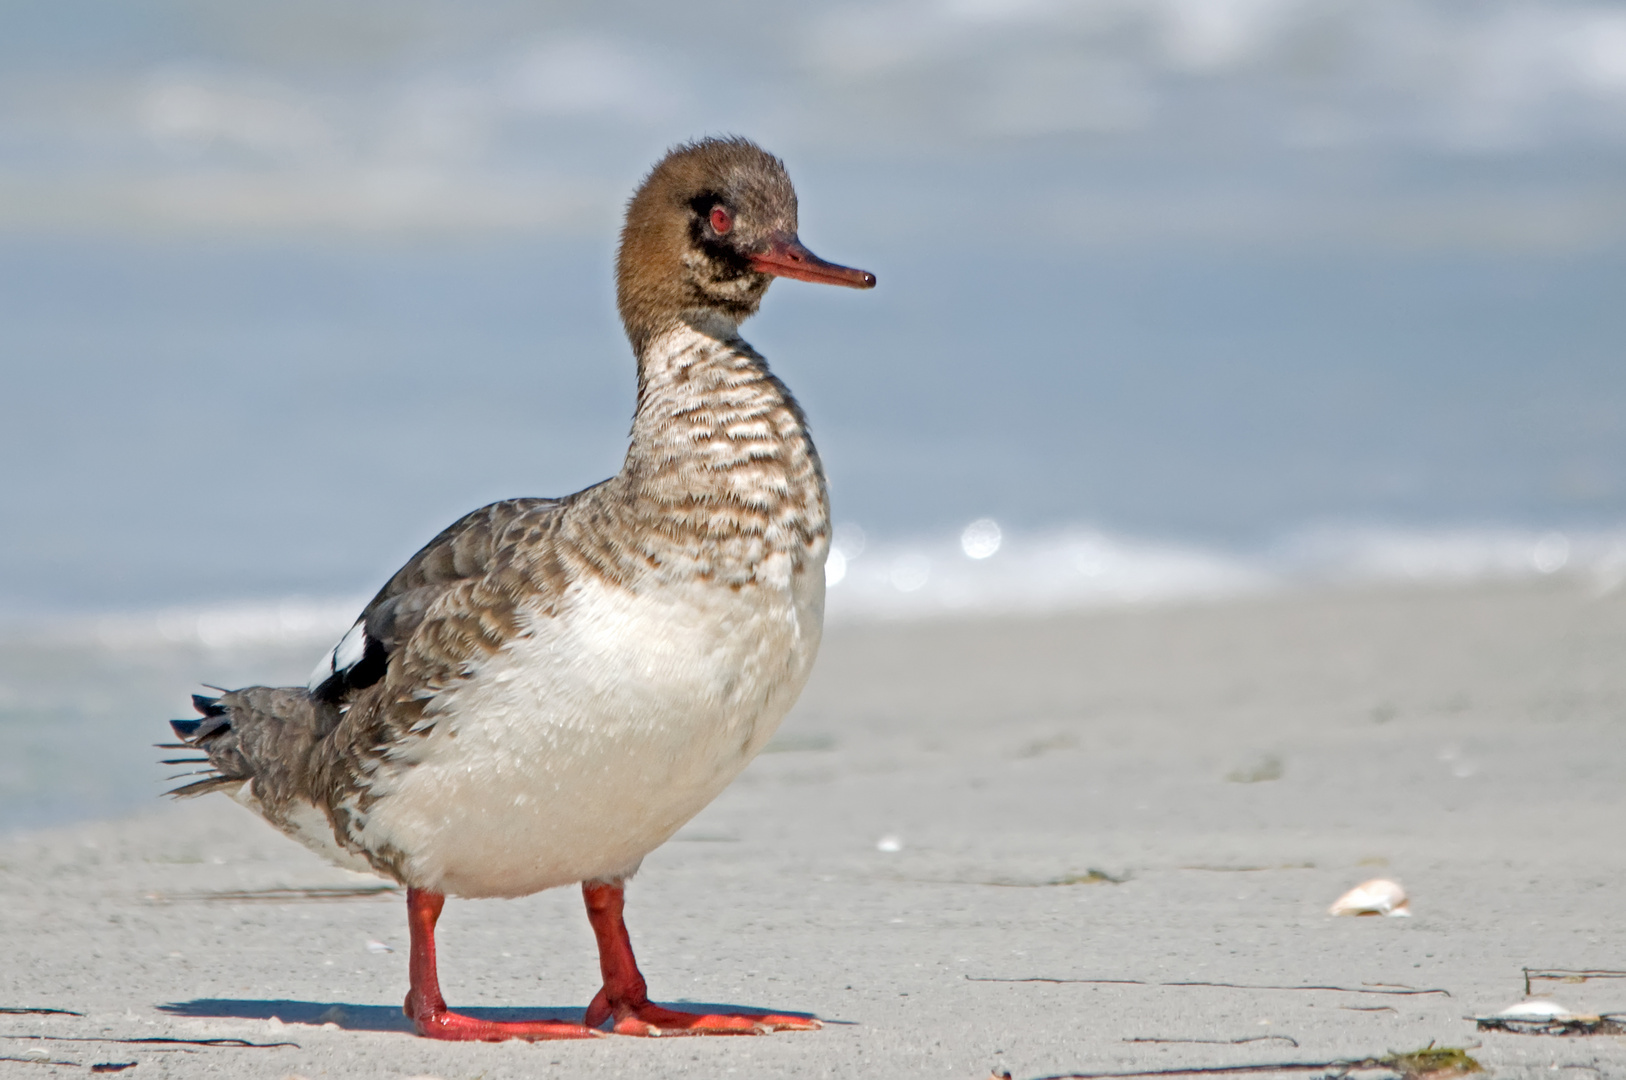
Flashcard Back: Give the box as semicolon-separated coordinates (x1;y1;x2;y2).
1495;1000;1575;1020
1329;878;1411;917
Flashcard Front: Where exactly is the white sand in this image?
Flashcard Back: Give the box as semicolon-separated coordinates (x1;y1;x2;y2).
3;580;1624;1079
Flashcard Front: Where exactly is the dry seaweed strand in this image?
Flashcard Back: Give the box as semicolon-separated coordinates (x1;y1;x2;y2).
1125;1036;1300;1048
982;870;1128;887
1180;864;1316;873
4;1035;298;1049
1473;1013;1626;1037
967;975;1449;997
0;1058;143;1073
1522;968;1626;995
992;1044;1481;1079
0;1008;84;1016
902;870;1128;888
144;884;400;904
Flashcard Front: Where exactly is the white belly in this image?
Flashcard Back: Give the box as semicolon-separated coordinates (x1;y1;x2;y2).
349;566;824;897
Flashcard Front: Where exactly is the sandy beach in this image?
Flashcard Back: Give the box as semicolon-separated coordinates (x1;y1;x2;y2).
3;579;1624;1079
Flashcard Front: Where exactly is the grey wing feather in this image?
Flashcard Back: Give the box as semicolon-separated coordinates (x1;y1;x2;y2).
307;497;561;703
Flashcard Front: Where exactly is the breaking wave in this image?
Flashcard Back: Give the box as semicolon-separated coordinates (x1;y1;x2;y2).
821;519;1626;623
12;521;1626;651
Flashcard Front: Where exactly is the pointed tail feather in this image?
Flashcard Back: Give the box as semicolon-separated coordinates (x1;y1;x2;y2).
163;687;336;800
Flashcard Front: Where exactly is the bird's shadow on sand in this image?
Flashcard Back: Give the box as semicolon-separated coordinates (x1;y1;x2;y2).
160;999;569;1033
159;999;827;1034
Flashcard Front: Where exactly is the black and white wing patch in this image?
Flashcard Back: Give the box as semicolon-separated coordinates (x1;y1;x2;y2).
307;618;388;703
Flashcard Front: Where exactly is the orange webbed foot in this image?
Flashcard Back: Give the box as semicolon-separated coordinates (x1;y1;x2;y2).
586;989;821;1037
407;995;603;1042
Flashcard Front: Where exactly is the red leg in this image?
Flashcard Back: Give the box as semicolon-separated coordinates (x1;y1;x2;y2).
403;887;601;1041
580;881;821;1037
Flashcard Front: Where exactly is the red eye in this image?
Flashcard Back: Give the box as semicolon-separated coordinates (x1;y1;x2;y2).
710;207;732;234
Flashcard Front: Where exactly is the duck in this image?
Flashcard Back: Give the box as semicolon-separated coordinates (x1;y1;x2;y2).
164;136;875;1041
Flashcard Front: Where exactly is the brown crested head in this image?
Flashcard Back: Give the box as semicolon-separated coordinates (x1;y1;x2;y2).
615;136;875;355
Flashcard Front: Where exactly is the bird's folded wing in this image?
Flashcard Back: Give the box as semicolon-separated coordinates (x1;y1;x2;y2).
308;496;566;705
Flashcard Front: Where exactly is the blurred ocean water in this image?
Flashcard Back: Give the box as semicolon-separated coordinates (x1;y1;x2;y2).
4;238;1623;615
4;0;1626;825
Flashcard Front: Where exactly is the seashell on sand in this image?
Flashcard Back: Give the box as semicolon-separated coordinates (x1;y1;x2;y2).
1329;878;1410;917
1494;1000;1579;1021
